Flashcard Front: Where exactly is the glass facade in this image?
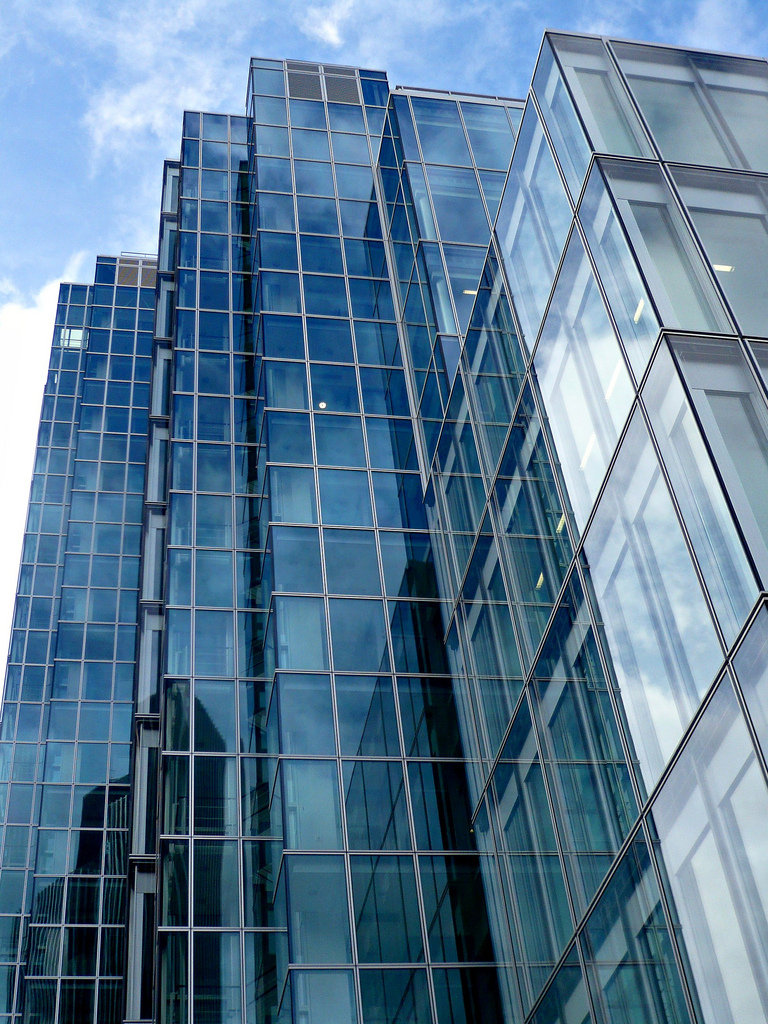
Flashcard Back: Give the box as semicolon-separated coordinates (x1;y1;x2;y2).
4;32;768;1024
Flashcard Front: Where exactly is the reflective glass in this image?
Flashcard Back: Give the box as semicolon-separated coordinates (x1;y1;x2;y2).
530;571;637;914
578;163;659;377
418;855;494;962
318;468;372;526
282;759;342;849
531;946;592;1024
344;760;410;850
315;414;366;467
493;697;572;974
274;596;329;671
336;676;399;756
272;525;323;593
323;529;381;595
275;673;335;754
194;679;237;751
269;466;318;524
533;37;591;198
359;968;431;1024
285;855;352;963
534;230;633;529
614;42;768;171
425;165;489;245
549;34;651;158
330;599;388;671
582;837;689;1024
351;856;423;962
644;340;757;642
599;159;730;334
673;166;768;338
310;363;359;412
584;410;722;790
193;839;239;925
411;97;472;165
653;674;768;1024
493;382;572;664
193;932;242;1021
460;101;515;170
672;335;768;584
496;105;573;349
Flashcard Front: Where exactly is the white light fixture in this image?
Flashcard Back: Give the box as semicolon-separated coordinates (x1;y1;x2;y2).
633;298;645;324
462;289;477;295
318;401;327;409
713;264;733;272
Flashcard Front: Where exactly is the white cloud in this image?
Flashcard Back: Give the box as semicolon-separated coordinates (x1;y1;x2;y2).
0;252;87;685
683;0;766;55
300;0;356;46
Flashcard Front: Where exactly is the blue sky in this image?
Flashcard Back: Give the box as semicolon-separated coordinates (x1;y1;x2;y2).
1;0;767;675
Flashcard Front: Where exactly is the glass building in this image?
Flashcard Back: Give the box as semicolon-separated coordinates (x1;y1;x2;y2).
3;29;768;1024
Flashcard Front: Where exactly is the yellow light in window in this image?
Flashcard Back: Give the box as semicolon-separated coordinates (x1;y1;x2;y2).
535;572;544;590
462;289;477;295
713;264;733;272
633;298;645;323
556;513;566;534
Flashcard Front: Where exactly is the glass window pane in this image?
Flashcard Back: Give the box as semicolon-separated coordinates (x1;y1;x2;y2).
193;756;238;835
282;759;342;849
343;760;410;850
193;839;240;925
193;932;241;1020
264;360;308;409
614;42;768;172
530;571;637;915
272;525;323;593
534;37;592;198
319;469;373;526
550;34;651;158
672;166;768;338
285;855;351;963
583;409;722;791
276;673;335;755
578;163;658;377
274;596;329;671
310;364;359;413
534;231;633;529
672;335;768;584
581;837;689;1024
425;165;489;245
599;158;730;334
496;105;573;349
411;97;472;165
306;317;354;362
644;340;757;643
351;856;423;962
335;676;399;758
418;855;494;962
194;679;237;752
653;674;768;1024
460;101;515;170
323;529;381;595
315;415;366;467
330;599;389;672
269;466;318;524
359;968;432;1024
